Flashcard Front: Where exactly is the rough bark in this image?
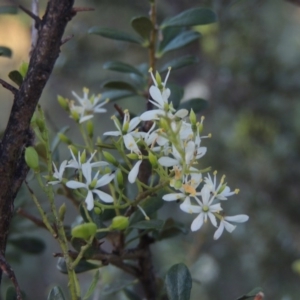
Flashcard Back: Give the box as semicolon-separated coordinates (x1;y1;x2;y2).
0;0;75;282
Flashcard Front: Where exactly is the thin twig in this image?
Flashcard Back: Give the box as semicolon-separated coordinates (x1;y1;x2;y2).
114;104;124;119
16;208;47;229
19;5;41;26
30;0;39;54
0;254;22;300
72;7;95;13
0;79;18;95
61;34;74;45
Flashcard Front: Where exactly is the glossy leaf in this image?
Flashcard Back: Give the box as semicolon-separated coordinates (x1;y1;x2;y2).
0;46;12;58
178;98;208;113
131;16;153;42
88;27;142;44
8;70;23;86
158;31;201;56
167;83;184;109
83;270;100;300
103;61;143;77
0;6;17;14
10;236;45;254
158;27;184;52
129;196;164;225
161;7;217;28
160;55;199;73
157;218;189;240
236;287;264;300
165;263;192;300
123;288;140;300
100;90;136;102
130;219;164;230
57;257;99;274
47;286;66;300
5;287;26;300
102;81;137;92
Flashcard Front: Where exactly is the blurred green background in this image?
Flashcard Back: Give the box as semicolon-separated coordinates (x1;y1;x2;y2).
1;0;300;299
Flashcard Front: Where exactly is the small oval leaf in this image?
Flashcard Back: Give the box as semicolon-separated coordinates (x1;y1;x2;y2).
165;263;192;300
100;90;135;102
0;6;17;14
178;98;208;113
131;16;153;41
160;55;199;73
0;46;12;58
102;81;137;92
158;31;201;56
161;7;217;28
47;286;66;300
57;257;99;274
83;270;100;300
88;27;142;44
103;61;143;77
10;236;45;254
8;70;23;86
130;219;164;230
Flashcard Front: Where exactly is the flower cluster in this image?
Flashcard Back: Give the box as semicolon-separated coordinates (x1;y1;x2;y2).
103;68;249;239
48;149;114;211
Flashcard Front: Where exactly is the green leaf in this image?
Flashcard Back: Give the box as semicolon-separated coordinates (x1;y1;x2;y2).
88;27;142;44
47;286;66;300
19;62;29;78
165;263;192;300
158;31;201;56
236;287;264;300
129;196;164;225
83;270;100;300
0;6;17;14
5;287;26;300
161;7;217;28
160;55;199;73
51;126;69;153
10;236;45;254
103;61;143;77
167;83;184;109
102;81;137;92
0;46;12;58
131;16;153;42
8;70;23;86
158;27;183;52
178;98;208;113
123;288;140;300
130;219;164;230
100;90;135;102
57;257;99;274
157;218;189;240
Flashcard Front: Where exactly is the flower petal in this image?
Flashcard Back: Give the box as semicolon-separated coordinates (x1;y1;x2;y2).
128;160;142;183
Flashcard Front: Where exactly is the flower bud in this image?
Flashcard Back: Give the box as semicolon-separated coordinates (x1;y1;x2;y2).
25;146;39;171
19;61;28;78
57;96;69;111
68;145;78;156
127;153;139;160
86;120;94;138
80;150;87;164
103;151;118;166
34;142;47;161
58;203;66;221
71;222;97;239
116;169;124;188
70;109;80;123
94;207;102;215
148;151;158;168
110;216;129;230
189;109;197;125
58;133;72;145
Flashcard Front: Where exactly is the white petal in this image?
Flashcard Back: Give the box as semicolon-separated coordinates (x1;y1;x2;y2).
207;212;217;227
223;220;236;233
85;191;94;210
123;134;140;154
128;117;141;132
82;163;92;183
96;173;115;188
163;193;184;201
225;215;249;223
175;109;188;119
93;189;114;203
149;86;164;107
103;131;121;136
191;213;204;231
66;181;86;189
214;222;225;240
140;110;164;121
79;115;94;123
128;160;142;183
158;157;178;167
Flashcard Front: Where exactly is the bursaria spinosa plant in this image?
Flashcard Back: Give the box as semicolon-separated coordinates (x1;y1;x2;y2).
0;1;257;300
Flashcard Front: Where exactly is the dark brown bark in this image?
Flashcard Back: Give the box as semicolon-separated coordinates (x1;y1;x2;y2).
0;0;75;283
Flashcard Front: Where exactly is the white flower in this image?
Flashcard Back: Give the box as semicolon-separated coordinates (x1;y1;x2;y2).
180;184;222;231
48;160;67;185
214;215;249;240
128;160;143;183
71;87;108;123
204;172;239;200
66;163;115;210
104;109;141;137
66;149;108;170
